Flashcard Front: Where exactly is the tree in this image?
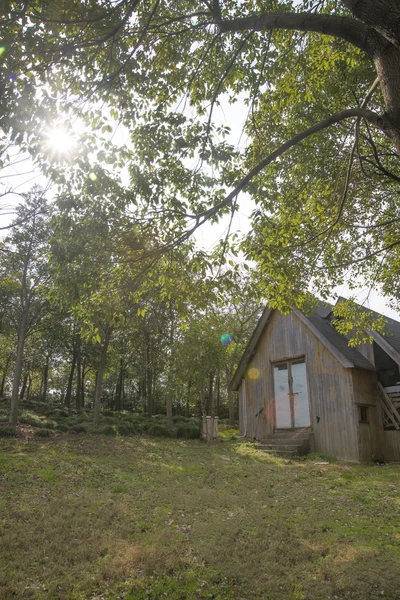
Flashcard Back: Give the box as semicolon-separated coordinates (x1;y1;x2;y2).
2;1;400;309
0;187;51;424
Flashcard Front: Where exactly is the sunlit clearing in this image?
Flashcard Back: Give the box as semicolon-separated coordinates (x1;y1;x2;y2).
44;127;76;156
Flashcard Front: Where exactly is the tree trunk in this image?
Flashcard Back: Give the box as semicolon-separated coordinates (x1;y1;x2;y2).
93;327;112;427
374;47;400;151
199;376;206;419
81;360;86;408
10;310;29;422
228;387;235;427
216;371;220;416
115;357;123;411
166;371;173;428
26;375;32;401
208;371;215;417
186;380;192;417
0;357;10;398
19;372;28;401
342;0;400;49
64;349;77;408
75;336;82;410
42;355;49;403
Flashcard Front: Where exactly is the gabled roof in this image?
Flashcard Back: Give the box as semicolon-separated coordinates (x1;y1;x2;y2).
336;297;400;365
229;301;376;391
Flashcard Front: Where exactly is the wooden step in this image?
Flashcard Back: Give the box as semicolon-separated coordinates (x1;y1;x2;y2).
255;443;301;452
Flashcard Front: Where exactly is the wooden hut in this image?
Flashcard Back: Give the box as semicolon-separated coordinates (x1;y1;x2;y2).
229;300;400;462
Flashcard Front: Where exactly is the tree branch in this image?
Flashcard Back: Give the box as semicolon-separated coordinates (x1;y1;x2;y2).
217;11;387;57
198;107;388;224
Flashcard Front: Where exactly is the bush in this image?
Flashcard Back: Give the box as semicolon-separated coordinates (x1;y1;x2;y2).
117;423;137;436
102;409;115;417
176;424;201;439
71;424;87;434
173;415;190;424
74;413;92;422
102;416;117;425
151;414;166;422
35;429;52;437
19;413;43;427
147;423;174;437
0;426;17;437
42;420;57;430
93;424;117;436
55;423;69;432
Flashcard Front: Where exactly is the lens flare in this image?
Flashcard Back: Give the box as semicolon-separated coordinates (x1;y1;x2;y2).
44;126;76;156
89;172;97;181
220;333;233;346
0;47;6;58
248;367;260;380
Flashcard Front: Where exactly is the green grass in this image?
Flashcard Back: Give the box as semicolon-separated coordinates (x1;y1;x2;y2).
1;435;400;599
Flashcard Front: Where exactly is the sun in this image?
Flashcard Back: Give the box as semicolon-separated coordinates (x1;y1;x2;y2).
43;126;76;157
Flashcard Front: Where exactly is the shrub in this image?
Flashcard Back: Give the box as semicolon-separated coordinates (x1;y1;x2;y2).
19;413;43;427
173;415;190;424
55;423;69;432
102;416;117;425
71;424;87;434
117;423;136;436
58;409;70;418
102;409;114;417
35;429;52;437
93;424;117;436
74;413;92;422
147;423;174;437
0;426;17;437
176;424;201;439
151;414;166;422
42;420;57;430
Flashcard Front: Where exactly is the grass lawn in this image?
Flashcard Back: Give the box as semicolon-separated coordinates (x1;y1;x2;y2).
1;432;400;600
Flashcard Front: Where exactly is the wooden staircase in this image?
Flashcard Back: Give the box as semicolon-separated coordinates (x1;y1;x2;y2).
255;428;312;457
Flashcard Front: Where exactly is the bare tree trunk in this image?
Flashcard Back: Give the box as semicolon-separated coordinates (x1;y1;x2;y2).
208;371;215;417
228;387;235;427
93;327;112;427
75;336;82;411
64;350;77;408
26;375;32;401
115;357;123;411
81;360;86;408
166;371;173;428
186;380;191;417
199;376;206;419
19;370;29;401
216;371;220;416
10;310;29;423
42;355;49;403
0;356;11;397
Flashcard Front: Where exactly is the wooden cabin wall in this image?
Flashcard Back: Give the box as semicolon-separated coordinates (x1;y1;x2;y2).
239;311;360;461
382;431;400;461
351;369;384;462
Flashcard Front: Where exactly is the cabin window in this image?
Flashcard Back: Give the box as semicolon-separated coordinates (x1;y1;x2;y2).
359;405;369;423
273;358;310;428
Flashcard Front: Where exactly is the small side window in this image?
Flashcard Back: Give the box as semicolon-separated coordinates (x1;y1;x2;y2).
359;405;369;423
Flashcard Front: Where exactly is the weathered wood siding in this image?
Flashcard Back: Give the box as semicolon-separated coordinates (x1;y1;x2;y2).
382;431;400;461
351;369;384;462
238;311;360;461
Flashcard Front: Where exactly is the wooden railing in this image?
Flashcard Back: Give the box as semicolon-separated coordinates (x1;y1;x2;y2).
377;383;400;430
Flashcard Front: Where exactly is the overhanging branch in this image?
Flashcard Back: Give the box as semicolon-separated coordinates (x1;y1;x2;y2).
217;11;387;57
197;107;388;225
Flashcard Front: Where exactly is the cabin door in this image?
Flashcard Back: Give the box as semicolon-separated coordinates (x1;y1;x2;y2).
273;359;310;428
